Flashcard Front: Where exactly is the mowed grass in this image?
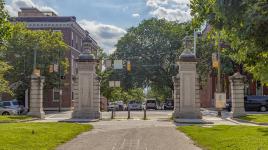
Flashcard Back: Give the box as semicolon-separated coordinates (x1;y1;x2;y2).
239;114;268;123
0;123;92;150
0;115;32;122
178;125;268;150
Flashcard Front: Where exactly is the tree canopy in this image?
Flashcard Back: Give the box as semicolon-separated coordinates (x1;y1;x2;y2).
2;23;68;100
191;0;268;84
0;0;12;94
111;18;190;100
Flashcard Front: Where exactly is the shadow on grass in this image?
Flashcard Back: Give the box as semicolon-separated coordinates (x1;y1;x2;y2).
239;115;258;122
1;115;31;120
257;128;268;136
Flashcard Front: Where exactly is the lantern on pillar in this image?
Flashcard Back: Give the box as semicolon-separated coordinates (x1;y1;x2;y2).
183;35;193;51
82;31;97;58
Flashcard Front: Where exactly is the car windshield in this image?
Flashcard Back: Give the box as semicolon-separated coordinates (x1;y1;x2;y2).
147;100;156;103
12;101;19;106
3;102;11;106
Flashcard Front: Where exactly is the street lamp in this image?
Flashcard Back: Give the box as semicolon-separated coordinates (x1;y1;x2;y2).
183;35;194;51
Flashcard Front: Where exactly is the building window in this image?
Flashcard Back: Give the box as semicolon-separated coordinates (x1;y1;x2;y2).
256;81;263;96
71;55;75;75
53;88;60;102
53;30;61;32
76;35;78;49
72;92;74;100
71;31;74;47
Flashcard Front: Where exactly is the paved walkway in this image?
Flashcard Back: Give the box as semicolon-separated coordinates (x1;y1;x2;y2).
42;109;265;150
57;120;201;150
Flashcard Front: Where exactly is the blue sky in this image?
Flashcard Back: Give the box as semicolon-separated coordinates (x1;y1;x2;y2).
5;0;191;53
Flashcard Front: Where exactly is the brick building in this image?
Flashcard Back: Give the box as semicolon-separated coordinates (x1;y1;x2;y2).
199;24;268;108
11;8;99;110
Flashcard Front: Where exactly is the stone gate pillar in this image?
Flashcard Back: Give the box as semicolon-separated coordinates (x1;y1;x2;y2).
173;50;201;119
28;74;45;119
72;52;101;119
229;72;246;117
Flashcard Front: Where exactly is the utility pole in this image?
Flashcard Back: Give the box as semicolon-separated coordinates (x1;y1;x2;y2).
194;29;197;57
33;49;37;70
217;32;221;93
58;50;62;112
216;32;223;117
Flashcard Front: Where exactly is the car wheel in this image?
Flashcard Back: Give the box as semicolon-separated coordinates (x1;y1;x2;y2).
2;112;10;115
260;106;267;112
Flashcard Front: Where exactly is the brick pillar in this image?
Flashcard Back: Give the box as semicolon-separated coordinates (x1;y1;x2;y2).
229;72;246;118
28;74;45;119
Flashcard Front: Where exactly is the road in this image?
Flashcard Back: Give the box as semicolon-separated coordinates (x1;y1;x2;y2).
57;119;201;150
44;110;173;121
101;110;173;120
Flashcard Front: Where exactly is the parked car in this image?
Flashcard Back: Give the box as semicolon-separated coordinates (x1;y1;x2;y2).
128;101;142;110
0;100;24;114
107;102;119;111
116;101;125;111
146;99;157;110
226;96;268;112
0;103;19;115
163;99;174;110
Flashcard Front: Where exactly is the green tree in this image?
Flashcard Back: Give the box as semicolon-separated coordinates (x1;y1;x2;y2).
2;23;68;100
0;0;12;94
191;0;268;84
128;88;145;102
113;18;190;99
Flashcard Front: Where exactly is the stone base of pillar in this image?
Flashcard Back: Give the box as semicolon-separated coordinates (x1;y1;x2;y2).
72;110;100;119
173;110;202;119
231;109;246;118
28;111;45;119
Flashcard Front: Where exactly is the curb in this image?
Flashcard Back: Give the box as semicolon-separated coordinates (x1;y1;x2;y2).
174;119;214;124
58;119;100;123
0;118;40;123
232;118;268;126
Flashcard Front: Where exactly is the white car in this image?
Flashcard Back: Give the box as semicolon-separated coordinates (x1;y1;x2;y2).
128;101;142;110
0;103;19;115
108;102;119;111
0;100;24;114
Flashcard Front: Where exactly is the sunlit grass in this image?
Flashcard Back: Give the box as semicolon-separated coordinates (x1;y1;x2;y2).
178;125;268;150
0;123;92;150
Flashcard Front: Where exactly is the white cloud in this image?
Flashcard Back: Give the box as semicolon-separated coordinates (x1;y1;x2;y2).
146;0;191;22
4;0;58;17
132;13;140;18
78;20;127;54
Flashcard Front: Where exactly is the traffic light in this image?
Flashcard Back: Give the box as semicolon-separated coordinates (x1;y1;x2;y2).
49;65;54;73
127;61;131;72
61;75;65;80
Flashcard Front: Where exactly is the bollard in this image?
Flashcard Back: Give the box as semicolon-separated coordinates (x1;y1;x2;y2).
128;107;130;119
143;108;147;120
217;109;222;117
111;108;115;119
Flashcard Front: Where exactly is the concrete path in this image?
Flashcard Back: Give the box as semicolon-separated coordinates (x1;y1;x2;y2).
57;120;201;150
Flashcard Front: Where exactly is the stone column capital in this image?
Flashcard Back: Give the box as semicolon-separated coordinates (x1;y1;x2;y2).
229;72;245;83
31;74;45;81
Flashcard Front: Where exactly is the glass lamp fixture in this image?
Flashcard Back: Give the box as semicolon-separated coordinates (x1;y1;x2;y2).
183;35;193;50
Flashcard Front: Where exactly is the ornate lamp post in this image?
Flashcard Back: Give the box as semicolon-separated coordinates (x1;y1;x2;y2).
183;35;194;52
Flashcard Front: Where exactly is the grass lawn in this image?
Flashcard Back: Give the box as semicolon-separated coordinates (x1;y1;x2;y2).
0;122;92;150
178;125;268;150
0;115;33;123
239;114;268;123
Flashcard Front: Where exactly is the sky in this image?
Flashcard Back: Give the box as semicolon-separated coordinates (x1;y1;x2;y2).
5;0;191;54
